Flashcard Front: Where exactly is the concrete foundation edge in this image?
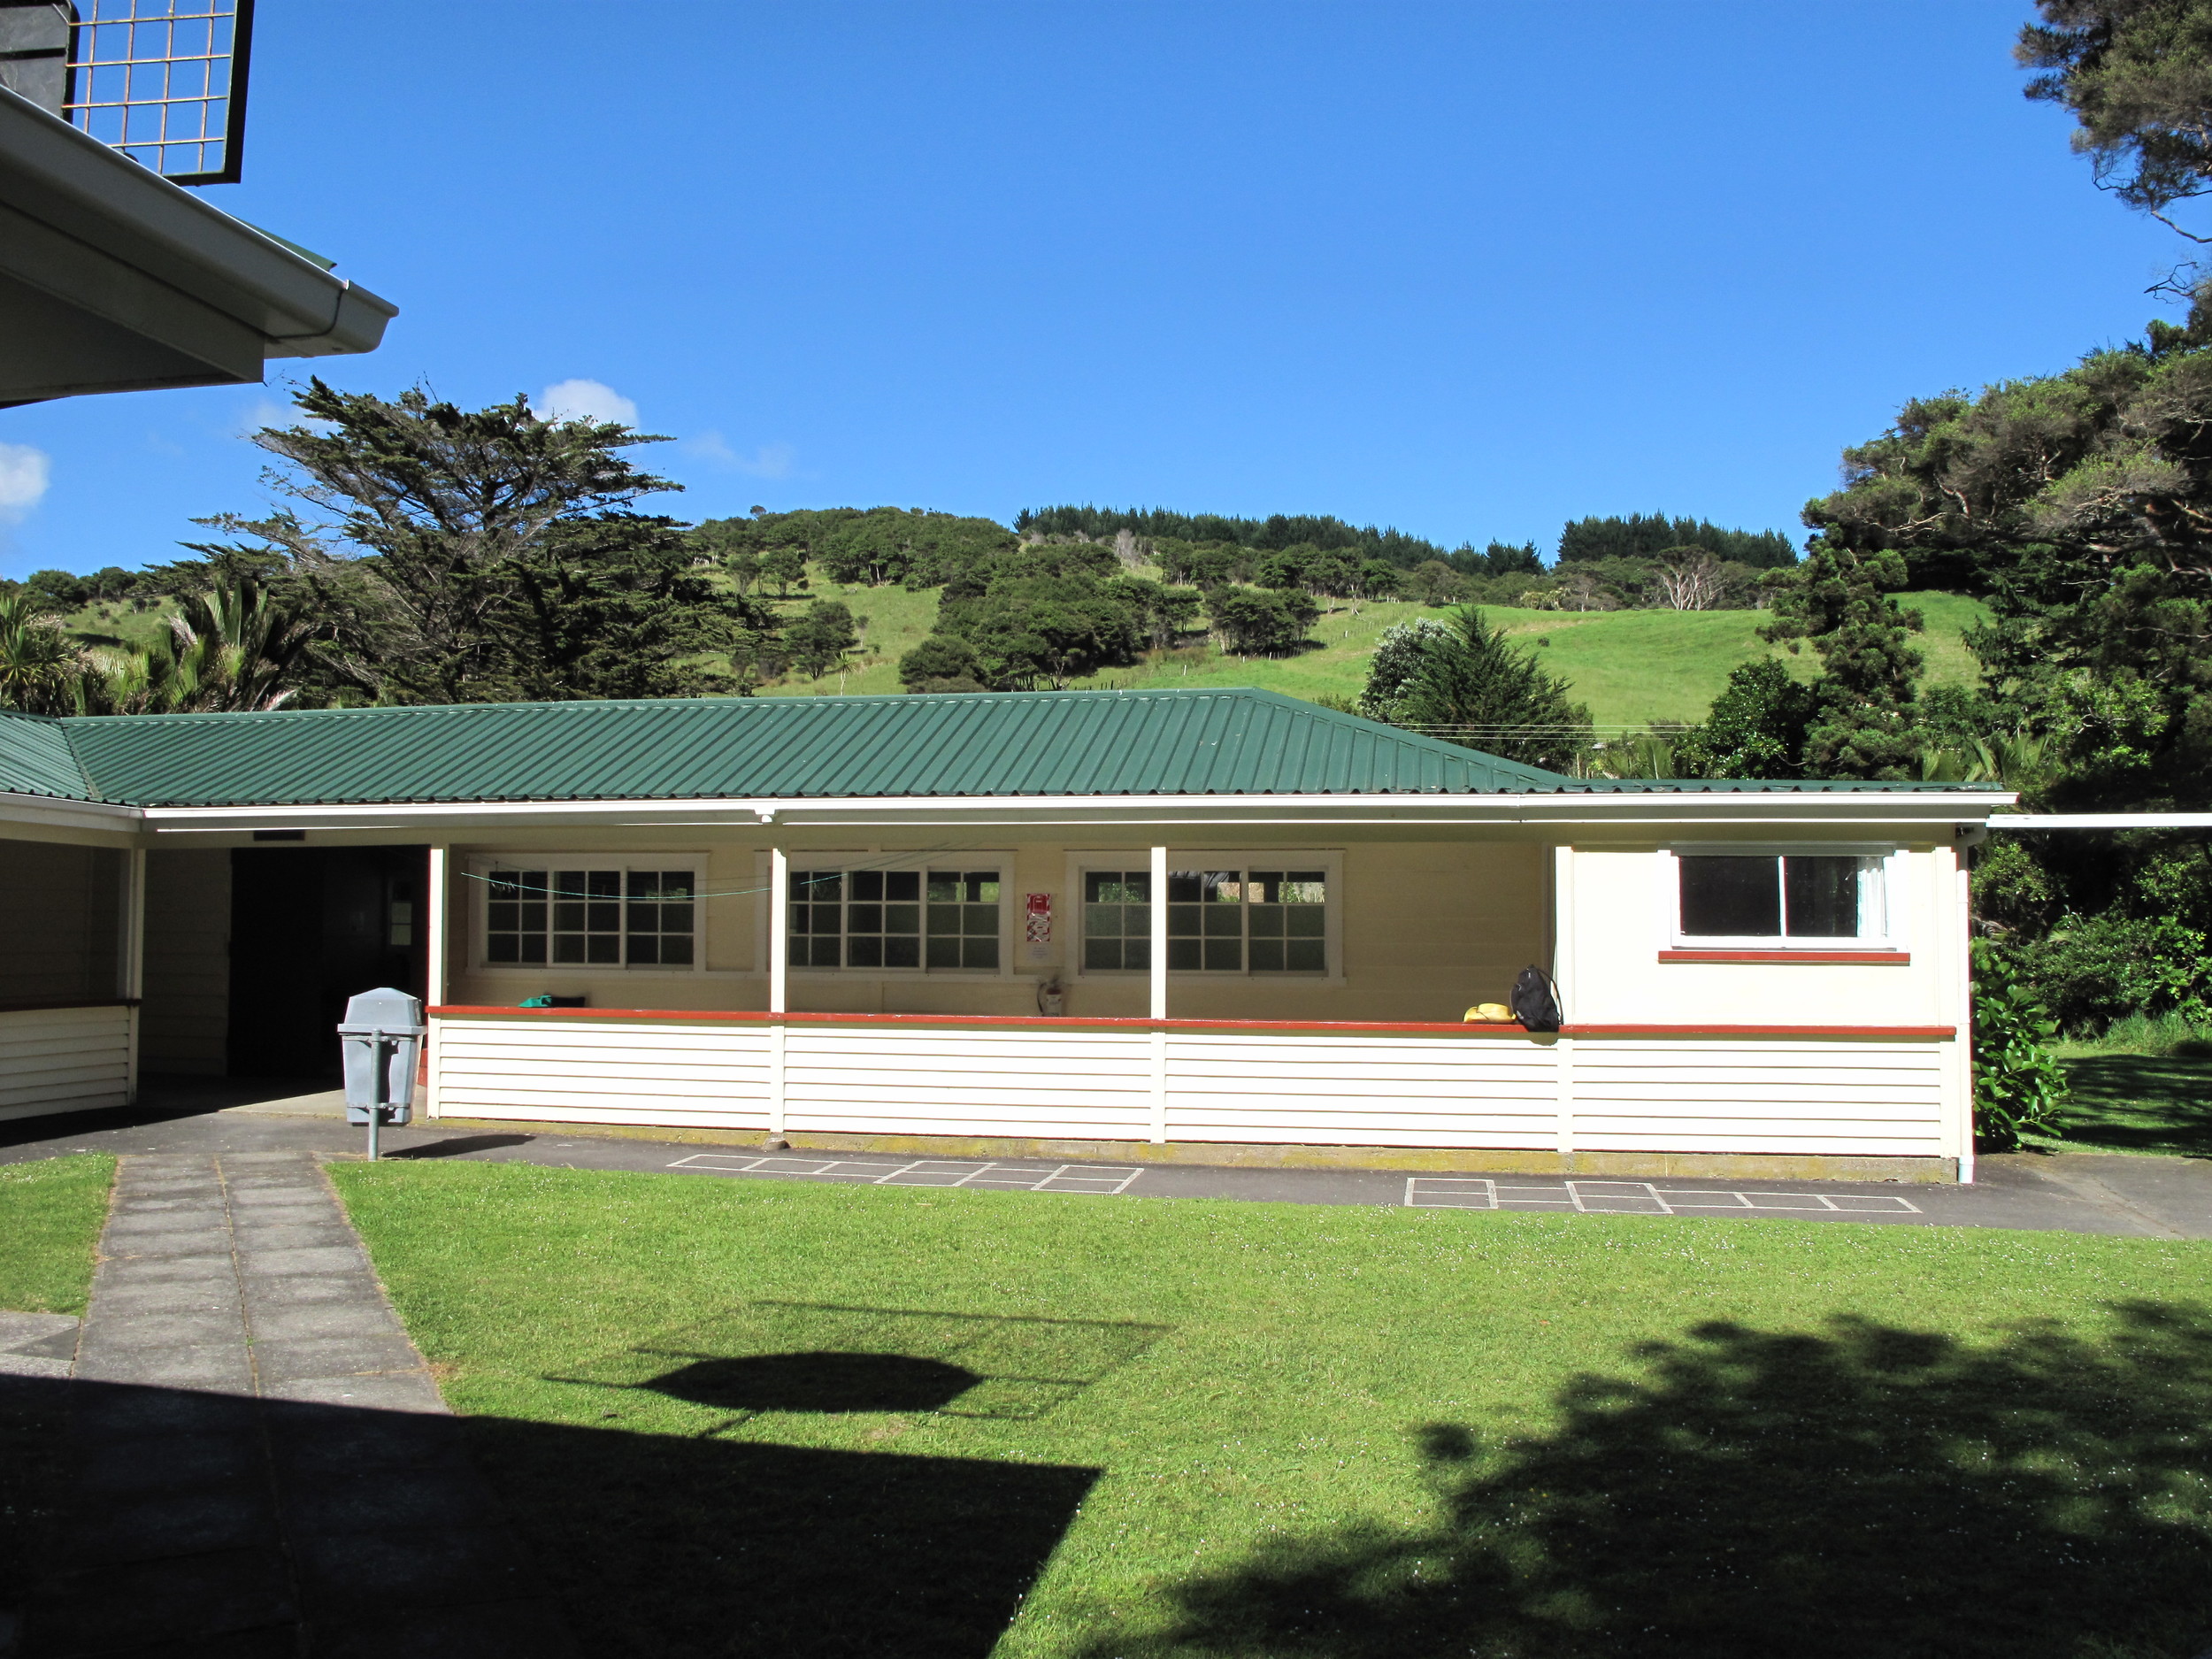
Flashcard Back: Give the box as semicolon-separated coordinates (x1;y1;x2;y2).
431;1116;1958;1183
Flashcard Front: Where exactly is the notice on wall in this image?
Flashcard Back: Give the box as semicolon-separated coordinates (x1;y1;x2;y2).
1025;892;1054;963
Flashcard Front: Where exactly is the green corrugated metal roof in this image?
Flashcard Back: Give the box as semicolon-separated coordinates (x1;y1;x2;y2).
0;710;94;800
0;689;1999;809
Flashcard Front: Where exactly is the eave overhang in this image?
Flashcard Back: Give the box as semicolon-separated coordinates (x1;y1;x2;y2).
111;788;2021;837
0;85;396;403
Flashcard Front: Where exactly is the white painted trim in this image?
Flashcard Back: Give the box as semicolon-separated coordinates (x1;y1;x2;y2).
768;849;788;1016
1552;845;1576;1018
424;844;449;1119
1148;846;1168;1020
1662;846;1901;951
127;787;2021;836
1948;846;1977;1184
1987;813;2212;829
0;790;142;835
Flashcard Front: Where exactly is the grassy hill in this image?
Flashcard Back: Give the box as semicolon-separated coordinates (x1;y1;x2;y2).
762;580;1989;728
55;572;1986;731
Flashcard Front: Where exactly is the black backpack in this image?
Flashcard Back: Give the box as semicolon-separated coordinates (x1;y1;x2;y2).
1511;964;1562;1032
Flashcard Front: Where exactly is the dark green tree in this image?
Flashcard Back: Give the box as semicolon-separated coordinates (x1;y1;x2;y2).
1208;587;1319;656
783;598;860;680
1673;659;1820;780
1386;607;1592;771
195;380;770;703
1760;541;1925;780
495;516;763;701
2019;1;2212;250
898;634;987;693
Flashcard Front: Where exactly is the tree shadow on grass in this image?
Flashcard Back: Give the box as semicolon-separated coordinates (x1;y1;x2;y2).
9;1372;1097;1659
1093;1305;2212;1659
2053;1055;2212;1156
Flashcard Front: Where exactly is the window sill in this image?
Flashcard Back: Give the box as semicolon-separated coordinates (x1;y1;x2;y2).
1658;949;1910;965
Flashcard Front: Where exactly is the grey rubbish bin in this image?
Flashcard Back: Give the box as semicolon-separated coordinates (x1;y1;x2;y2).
339;987;425;1158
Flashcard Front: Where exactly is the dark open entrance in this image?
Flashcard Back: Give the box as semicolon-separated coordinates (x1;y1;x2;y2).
227;845;429;1078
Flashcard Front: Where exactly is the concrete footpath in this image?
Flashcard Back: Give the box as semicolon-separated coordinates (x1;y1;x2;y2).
18;1150;573;1657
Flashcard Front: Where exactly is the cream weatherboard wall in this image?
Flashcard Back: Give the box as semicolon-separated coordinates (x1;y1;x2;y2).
436;835;1551;1025
1559;842;1959;1027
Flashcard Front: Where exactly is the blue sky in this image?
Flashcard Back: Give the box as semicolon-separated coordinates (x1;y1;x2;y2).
0;0;2186;578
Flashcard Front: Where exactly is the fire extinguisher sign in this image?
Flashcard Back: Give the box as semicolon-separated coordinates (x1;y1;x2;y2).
1024;893;1052;944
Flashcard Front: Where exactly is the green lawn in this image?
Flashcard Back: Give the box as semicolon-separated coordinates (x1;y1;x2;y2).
332;1160;2212;1658
0;1154;112;1314
2035;1049;2212;1157
752;580;1987;728
0;1155;111;1617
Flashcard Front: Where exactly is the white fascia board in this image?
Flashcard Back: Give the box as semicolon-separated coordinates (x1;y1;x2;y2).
139;788;2019;835
0;789;145;838
1988;812;2212;830
0;87;395;355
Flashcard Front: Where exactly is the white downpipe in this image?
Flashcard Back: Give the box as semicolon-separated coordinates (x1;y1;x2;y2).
1149;844;1169;1143
1953;848;1976;1185
423;844;449;1118
769;847;789;1138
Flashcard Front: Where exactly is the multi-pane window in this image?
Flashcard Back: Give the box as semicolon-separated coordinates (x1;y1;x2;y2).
485;867;695;967
1082;872;1152;971
791;868;1002;971
1082;867;1329;974
1677;854;1885;942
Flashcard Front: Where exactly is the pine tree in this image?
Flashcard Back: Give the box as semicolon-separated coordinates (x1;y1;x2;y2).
1761;541;1924;780
1385;607;1591;771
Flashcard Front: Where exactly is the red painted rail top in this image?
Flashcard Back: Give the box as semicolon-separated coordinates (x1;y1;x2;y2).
428;1006;1955;1040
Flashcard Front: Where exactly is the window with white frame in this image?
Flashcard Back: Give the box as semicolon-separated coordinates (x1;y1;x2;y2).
1672;850;1890;946
1079;863;1333;974
477;858;701;968
789;865;1005;972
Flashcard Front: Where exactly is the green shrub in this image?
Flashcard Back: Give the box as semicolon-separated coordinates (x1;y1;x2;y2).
1971;943;2069;1150
2013;913;2212;1034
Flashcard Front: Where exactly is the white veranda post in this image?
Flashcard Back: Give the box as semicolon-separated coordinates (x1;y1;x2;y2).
769;847;790;1015
1148;845;1168;1020
769;846;789;1141
1148;844;1168;1142
423;844;449;1118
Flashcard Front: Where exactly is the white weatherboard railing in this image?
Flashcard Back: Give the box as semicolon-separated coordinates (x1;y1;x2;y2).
0;1003;134;1120
426;1013;1955;1162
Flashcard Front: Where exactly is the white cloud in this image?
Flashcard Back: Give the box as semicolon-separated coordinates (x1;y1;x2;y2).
235;396;295;436
0;442;51;518
684;431;795;478
537;378;640;427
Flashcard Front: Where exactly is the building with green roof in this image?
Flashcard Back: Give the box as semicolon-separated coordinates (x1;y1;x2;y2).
0;687;2012;1182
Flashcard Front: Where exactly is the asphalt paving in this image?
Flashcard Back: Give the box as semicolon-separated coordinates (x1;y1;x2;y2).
3;1078;2206;1240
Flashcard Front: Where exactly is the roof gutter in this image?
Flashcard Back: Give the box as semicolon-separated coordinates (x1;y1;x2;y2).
0;85;396;402
117;788;2020;836
1986;813;2212;830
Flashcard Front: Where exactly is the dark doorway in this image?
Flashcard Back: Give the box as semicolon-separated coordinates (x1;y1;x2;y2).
227;845;429;1077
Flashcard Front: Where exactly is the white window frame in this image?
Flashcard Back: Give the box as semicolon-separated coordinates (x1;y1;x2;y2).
768;850;1016;979
1661;844;1904;952
1065;849;1346;983
467;851;709;974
